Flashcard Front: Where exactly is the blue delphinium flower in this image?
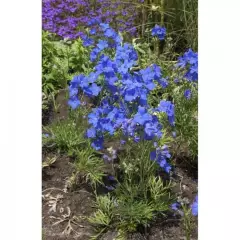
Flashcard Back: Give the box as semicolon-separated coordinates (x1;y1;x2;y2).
68;96;81;109
150;145;171;173
157;100;175;126
184;89;192;100
89;28;96;35
97;40;108;50
191;195;198;216
151;25;166;40
171;202;180;211
91;137;104;150
176;49;198;82
82;37;94;47
86;128;96;138
133;106;153;125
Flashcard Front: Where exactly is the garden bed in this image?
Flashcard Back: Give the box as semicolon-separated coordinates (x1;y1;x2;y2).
42;150;198;240
42;9;198;238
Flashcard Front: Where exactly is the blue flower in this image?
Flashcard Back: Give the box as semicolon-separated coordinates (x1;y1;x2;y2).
151;25;166;40
68;96;81;109
171;203;180;211
104;28;116;38
184;89;192;100
134;136;141;143
150;145;172;173
100;23;110;31
89;28;96;35
90;48;99;62
97;40;108;50
83;37;94;47
91;137;104;150
176;49;198;82
133;106;152;125
108;175;115;181
69;86;78;97
191;195;198;216
157;100;175;126
83;83;102;97
150;150;157;160
86;128;96;138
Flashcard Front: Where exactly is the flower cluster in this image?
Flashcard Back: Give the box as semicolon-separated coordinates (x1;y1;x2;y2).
176;49;198;82
42;0;142;39
151;25;167;40
68;24;175;173
171;194;198;217
150;145;172;173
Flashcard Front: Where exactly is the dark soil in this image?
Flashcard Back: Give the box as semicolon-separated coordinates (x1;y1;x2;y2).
42;90;198;240
42;153;95;240
42;151;198;240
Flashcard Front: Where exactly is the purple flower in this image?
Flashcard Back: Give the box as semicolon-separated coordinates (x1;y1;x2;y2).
103;154;112;162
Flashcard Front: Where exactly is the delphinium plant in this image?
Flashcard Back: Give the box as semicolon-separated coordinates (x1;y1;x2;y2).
67;23;176;237
148;48;198;160
169;49;198;159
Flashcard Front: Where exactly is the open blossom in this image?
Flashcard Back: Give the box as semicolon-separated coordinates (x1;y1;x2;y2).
176;49;198;82
151;25;166;40
191;195;198;216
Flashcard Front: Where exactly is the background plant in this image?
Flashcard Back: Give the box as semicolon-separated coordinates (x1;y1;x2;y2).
42;106;89;155
42;30;91;95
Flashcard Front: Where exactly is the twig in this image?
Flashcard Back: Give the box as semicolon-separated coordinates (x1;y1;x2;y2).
42;188;66;193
